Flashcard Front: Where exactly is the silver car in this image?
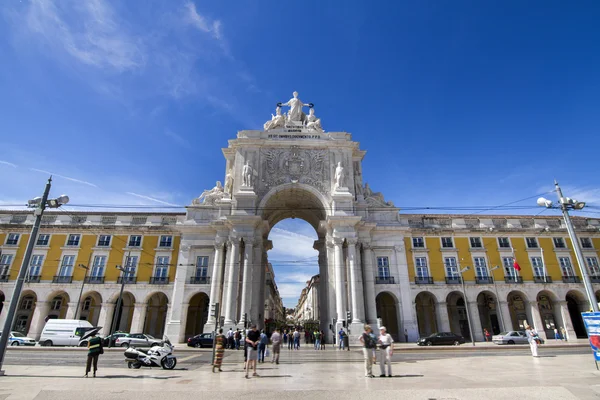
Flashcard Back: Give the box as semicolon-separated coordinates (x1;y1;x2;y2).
115;333;161;348
492;331;528;345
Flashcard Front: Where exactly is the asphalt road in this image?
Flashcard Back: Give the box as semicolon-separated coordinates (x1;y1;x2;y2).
2;346;590;370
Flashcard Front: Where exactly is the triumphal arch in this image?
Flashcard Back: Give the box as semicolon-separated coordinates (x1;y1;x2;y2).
164;92;408;342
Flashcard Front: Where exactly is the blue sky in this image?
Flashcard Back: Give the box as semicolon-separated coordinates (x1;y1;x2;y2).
1;1;600;306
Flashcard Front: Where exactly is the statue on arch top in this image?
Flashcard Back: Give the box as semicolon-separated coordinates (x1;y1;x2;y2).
193;181;225;205
305;108;324;132
263;105;286;131
278;91;313;124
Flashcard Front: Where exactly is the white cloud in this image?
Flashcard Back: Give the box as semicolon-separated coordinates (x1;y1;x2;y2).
29;168;98;188
125;192;181;207
183;1;222;40
0;161;17;168
164;129;190;148
268;227;319;261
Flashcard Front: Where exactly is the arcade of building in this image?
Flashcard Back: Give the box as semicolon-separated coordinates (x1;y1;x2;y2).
1;94;599;344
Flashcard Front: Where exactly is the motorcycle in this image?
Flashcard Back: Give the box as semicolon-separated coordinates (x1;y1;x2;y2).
124;335;177;370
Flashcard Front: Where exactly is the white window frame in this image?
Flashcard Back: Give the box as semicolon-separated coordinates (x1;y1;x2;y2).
128;235;142;247
196;256;209;277
553;237;566;249
502;256;518;278
6;233;20;246
474;257;488;277
91;255;106;277
415;257;429;278
526;237;538;248
531;256;545;277
581;237;593;249
59;255;75;277
586;257;600;276
66;234;81;247
412;237;425;248
154;256;170;277
29;255;44;277
498;237;511;249
159;235;173;248
377;256;390;279
124;255;138;277
444;257;458;277
0;254;14;276
469;237;483;248
36;234;50;246
559;257;574;277
97;235;111;247
441;237;454;248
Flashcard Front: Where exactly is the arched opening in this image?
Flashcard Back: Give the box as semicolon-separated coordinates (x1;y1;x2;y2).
186;292;209;340
79;291;102;325
446;291;470;339
477;291;500;335
537;291;559;338
507;291;529;331
47;291;70;319
111;292;135;333
376;292;399;340
415;292;438;336
144;292;168;337
14;291;36;334
566;291;588;338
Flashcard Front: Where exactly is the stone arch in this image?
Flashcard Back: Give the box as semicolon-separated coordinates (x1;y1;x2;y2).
111;291;136;333
415;291;438;336
476;290;501;335
185;292;210;340
79;291;103;325
144;292;168;338
46;291;70;320
566;290;588;338
376;291;399;340
446;291;471;339
15;290;37;334
507;290;529;331
537;290;560;339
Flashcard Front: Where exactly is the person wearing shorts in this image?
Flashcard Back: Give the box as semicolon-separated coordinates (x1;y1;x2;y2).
245;325;260;378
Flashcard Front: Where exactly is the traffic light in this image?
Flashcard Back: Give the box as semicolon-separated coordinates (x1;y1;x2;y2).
346;310;352;323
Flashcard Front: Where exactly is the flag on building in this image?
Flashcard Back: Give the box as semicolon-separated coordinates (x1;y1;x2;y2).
513;259;521;271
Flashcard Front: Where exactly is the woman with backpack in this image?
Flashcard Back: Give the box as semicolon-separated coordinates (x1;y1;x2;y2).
359;325;376;378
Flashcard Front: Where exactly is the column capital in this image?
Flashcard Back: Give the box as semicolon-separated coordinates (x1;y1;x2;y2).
229;237;241;245
243;238;255;246
346;238;359;246
215;237;227;247
332;237;344;246
359;242;372;250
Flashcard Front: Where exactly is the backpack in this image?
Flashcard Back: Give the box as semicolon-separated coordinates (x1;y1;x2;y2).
363;333;376;349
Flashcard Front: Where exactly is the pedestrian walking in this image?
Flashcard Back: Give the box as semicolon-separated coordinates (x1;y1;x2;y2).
484;328;491;342
293;328;301;350
525;325;539;357
212;328;225;373
554;328;561;341
84;330;103;378
377;326;394;377
245;325;260;378
226;328;234;349
338;328;345;350
360;325;377;378
560;326;568;342
258;330;269;362
404;328;408;343
271;328;282;364
283;330;288;346
234;329;241;350
320;330;326;350
305;330;310;345
288;330;294;350
314;329;321;350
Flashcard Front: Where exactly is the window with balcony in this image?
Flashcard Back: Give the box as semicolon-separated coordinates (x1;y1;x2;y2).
6;233;19;245
415;257;429;277
28;255;43;281
87;255;106;283
0;254;13;280
159;235;173;248
59;255;75;276
66;234;80;246
190;256;210;284
444;257;458;276
469;237;482;248
581;237;593;249
97;235;111;247
376;256;393;283
119;256;138;283
587;257;600;280
553;237;566;249
128;235;142;247
36;234;50;246
474;257;488;277
559;257;575;277
526;237;538;248
502;256;516;277
412;237;424;248
441;237;454;248
498;237;511;248
151;256;170;284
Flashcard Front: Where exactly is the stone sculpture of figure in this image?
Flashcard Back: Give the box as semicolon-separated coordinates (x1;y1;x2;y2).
305;108;324;132
364;182;394;207
194;181;225;205
224;171;234;195
264;106;286;131
279;91;312;123
334;162;344;189
354;169;364;196
242;161;254;187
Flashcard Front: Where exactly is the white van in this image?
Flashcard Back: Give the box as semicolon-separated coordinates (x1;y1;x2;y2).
40;319;94;346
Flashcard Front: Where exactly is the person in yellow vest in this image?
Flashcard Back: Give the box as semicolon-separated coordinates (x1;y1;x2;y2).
85;331;103;378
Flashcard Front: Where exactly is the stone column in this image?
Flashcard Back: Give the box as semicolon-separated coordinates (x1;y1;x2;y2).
392;244;418;341
179;303;190;338
326;239;336;341
207;240;226;326
65;302;78;320
131;303;148;333
467;300;484;342
238;238;254;328
347;239;365;324
0;300;10;330
165;243;192;342
314;239;329;335
437;301;451;332
257;243;270;330
498;301;512;332
528;301;547;340
558;301;577;342
250;242;263;326
223;238;241;327
28;301;50;340
361;244;378;326
333;237;346;324
97;302;113;336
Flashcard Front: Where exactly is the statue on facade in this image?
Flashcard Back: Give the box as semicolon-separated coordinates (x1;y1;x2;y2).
354;168;364;197
305;108;324;132
242;161;254;187
193;181;225;205
263;106;286;131
278;91;313;123
224;171;234;196
334;162;344;189
364;182;394;207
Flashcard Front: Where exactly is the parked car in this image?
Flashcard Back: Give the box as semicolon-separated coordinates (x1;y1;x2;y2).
101;332;129;347
115;333;161;348
417;332;466;346
187;333;214;348
40;319;94;346
0;331;37;346
492;330;545;345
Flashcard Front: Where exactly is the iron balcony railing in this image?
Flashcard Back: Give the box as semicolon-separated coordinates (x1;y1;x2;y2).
149;276;170;285
117;276;137;284
590;276;600;283
85;276;105;284
504;276;523;284
562;276;582;284
26;275;41;283
475;276;494;284
0;275;9;282
533;275;553;283
414;277;434;284
445;276;462;284
375;276;395;284
52;275;73;284
189;276;211;284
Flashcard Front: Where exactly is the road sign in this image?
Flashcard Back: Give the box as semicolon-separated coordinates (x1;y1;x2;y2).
581;312;600;369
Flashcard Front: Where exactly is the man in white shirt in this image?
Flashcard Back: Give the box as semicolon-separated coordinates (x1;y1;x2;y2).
377;326;394;377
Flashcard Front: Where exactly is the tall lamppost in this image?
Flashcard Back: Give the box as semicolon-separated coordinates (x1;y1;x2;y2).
490;265;505;332
74;262;90;320
108;265;126;348
0;178;69;375
459;265;476;346
537;181;598;312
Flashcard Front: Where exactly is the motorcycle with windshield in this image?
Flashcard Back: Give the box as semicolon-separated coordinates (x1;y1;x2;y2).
124;335;177;370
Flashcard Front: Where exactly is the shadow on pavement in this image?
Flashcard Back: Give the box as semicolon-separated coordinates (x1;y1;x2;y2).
5;375;181;380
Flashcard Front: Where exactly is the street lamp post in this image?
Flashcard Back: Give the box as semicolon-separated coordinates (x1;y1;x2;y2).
459;265;476;346
74;262;90;320
108;265;126;348
537;181;599;312
0;178;69;375
490;266;505;332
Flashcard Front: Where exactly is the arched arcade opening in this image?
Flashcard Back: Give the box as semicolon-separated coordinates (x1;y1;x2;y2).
376;292;399;340
415;291;438;336
185;292;209;340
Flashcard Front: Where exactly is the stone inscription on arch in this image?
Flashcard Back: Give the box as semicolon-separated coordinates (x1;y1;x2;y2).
258;146;330;196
